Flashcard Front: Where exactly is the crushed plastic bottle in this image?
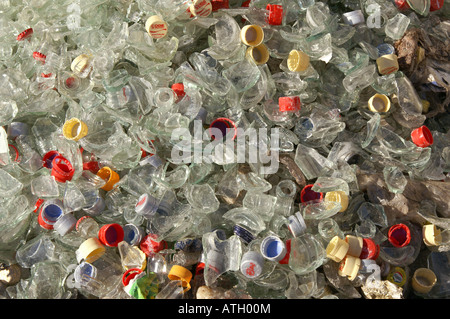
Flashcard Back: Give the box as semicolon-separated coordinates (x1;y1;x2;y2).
0;0;448;301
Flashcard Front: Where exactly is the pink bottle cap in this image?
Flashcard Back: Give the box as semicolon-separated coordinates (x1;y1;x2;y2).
411;125;433;148
266;4;283;25
388;223;411;248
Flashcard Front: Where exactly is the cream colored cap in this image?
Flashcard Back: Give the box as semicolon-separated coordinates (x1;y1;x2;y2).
376;54;399;75
368;93;391;113
71;54;92;77
338;255;361;281
145;15;168;39
345;235;363;258
246;44;270;65
190;0;212;17
76;237;106;263
240;25;264;47
324;191;349;212
326;236;349;262
422;224;442;246
287;49;310;72
412;268;437;294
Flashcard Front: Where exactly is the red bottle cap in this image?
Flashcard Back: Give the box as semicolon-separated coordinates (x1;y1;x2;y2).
278;239;291;264
42;150;61;169
51;155;74;183
41;72;53;78
209;117;237;140
266;4;283;25
38;207;54;230
140;234;168;257
8;144;20;162
279;96;301;112
211;0;229;11
430;0;444;11
83;161;99;174
75;215;93;231
195;262;205;275
122;268;143;286
388;223;411;248
359;238;380;260
171;83;185;102
411;125;433;148
394;0;410;10
33;52;46;64
16;28;33;41
98;223;124;247
300;184;323;203
34;198;44;213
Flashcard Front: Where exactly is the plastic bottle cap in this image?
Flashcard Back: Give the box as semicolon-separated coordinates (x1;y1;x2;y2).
245;44;269;65
412;268;437;294
279;96;301;112
16;28;33;41
122;268;143;287
123;224;144;246
421;99;430;113
76;237;106;263
63;118;88;141
209;117;237;140
240;251;264;278
240;25;264;47
171;83;185;101
190;0;213;17
300;184;323;203
394;0;410;10
70;54;92;76
233;224;254;244
377;43;395;57
42;150;61;168
51;155;75;183
324;191;349;212
266;4;283;25
359;238;380;260
368;93;391;113
98;223;124;247
430;0;444;11
260;235;287;262
83;161;99;174
96;166;120;191
145;15;168;39
345;235;363;258
211;0;229;11
38;200;64;230
326;236;349;262
411;125;433;148
53;213;77;236
76;215;94;231
422;224;442;246
168;265;193;291
135;193;159;218
387;266;407;287
34;198;44;213
342;10;365;26
287;49;310;72
338;255;361;281
140;234;168;257
33;52;46;64
376;54;399;75
278;239;291;264
388;223;411;248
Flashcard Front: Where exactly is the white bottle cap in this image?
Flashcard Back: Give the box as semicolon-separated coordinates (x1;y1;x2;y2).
135;193;158;218
145;15;168;39
53;213;77;236
240;251;264;279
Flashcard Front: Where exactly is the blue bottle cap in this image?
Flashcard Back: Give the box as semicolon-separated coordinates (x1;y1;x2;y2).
376;43;395;57
240;251;264;279
260;235;287;262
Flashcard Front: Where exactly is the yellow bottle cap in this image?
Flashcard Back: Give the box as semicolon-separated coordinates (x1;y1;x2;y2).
62;118;88;141
287;49;310;72
326;236;349;262
422;224;442;246
246;44;270;65
324;191;349;212
70;54;92;77
368;93;391;113
145;15;168;39
421;99;430;113
387;266;407;287
240;25;264;47
96;167;120;191
76;237;106;263
338;255;361;281
168;265;193;292
416;46;425;64
345;235;363;258
412;268;437;294
376;54;399;75
189;0;212;17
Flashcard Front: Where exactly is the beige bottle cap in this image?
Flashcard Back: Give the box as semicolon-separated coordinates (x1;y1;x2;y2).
421;99;430;113
190;0;212;17
76;237;106;263
63;118;88;141
326;236;349;262
345;235;363;258
376;54;399;75
338;255;361;281
287;49;310;72
70;54;92;77
324;191;349;212
240;25;264;47
168;265;193;292
412;268;437;294
145;15;168;39
368;93;391;113
422;224;442;246
246;44;270;65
